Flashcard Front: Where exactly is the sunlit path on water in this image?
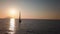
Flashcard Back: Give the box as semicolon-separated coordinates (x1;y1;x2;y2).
9;18;15;34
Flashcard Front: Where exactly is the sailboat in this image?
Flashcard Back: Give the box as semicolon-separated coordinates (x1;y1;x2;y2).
19;11;21;23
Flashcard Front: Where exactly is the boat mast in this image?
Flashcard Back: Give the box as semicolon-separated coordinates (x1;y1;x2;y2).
19;11;21;23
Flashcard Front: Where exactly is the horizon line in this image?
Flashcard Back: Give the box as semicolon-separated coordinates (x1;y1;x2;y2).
0;17;60;19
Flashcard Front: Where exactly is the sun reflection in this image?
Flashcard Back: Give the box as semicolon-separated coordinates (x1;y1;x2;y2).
8;32;15;34
9;18;15;31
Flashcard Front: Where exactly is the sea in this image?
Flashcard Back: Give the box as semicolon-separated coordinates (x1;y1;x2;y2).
0;19;60;34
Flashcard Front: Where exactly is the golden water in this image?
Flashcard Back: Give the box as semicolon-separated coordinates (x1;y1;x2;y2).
9;18;15;34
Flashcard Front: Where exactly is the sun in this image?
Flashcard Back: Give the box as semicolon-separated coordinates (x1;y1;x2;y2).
9;9;16;15
8;8;17;18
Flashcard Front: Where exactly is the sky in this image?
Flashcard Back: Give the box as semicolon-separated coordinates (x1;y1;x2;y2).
0;0;60;19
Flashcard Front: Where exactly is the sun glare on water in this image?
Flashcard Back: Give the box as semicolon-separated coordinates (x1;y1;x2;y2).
9;18;15;31
9;18;15;34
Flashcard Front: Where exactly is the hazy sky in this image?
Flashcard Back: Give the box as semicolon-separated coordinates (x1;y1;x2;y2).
0;0;60;19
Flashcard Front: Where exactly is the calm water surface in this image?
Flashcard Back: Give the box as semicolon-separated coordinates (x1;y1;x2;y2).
0;19;60;34
0;18;19;34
